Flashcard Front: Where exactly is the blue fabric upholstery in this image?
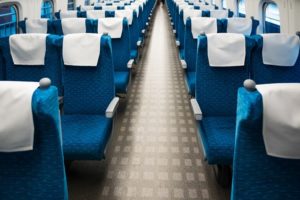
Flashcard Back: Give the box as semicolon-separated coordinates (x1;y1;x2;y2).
0;86;67;200
184;18;222;96
232;88;300;200
19;20;55;34
0;35;63;96
62;115;112;160
195;36;256;165
251;35;300;84
95;18;131;93
52;19;94;35
199;117;236;165
61;35;115;160
0;53;4;80
130;11;140;59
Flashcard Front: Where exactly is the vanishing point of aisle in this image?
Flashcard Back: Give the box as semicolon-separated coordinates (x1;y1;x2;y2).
68;5;230;200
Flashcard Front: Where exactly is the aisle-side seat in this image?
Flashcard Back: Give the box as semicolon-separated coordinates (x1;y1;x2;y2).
0;34;63;96
19;19;55;34
52;18;94;35
232;84;300;200
184;17;222;96
59;34;119;160
191;34;256;165
0;81;68;200
95;18;132;94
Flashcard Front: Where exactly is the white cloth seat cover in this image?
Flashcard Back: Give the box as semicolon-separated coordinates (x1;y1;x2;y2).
207;33;246;67
62;18;86;35
262;34;300;66
9;34;48;65
60;11;78;19
115;10;133;25
227;18;252;35
191;17;217;38
257;83;300;159
63;33;101;67
25;19;48;34
183;9;202;25
0;81;39;152
97;18;123;38
87;10;106;19
210;10;228;19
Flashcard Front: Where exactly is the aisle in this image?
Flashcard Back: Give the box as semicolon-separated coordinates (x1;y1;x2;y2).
68;4;229;200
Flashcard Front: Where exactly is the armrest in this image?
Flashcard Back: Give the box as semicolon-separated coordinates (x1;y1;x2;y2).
171;22;174;26
106;97;120;118
141;29;145;34
148;17;151;20
173;29;176;34
146;22;149;26
180;59;187;69
137;40;142;47
190;98;202;121
176;40;180;47
127;59;134;68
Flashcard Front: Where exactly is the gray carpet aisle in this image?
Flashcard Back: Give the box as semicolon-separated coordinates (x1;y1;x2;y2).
67;4;230;200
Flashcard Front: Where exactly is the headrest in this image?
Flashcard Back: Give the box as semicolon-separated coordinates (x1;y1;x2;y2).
63;33;101;67
261;34;300;66
60;11;78;19
98;18;123;38
191;17;217;38
256;83;300;159
9;34;48;65
102;5;118;11
115;2;125;7
0;81;39;152
210;10;228;19
115;9;133;25
61;18;86;35
183;9;202;25
81;6;95;11
125;5;139;17
179;4;193;14
87;10;106;19
207;33;246;67
227;18;252;35
25;19;48;33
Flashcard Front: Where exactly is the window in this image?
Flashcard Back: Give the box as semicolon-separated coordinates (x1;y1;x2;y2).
237;0;246;17
68;0;76;10
0;4;18;38
41;0;54;19
85;0;90;6
263;2;280;33
222;0;227;9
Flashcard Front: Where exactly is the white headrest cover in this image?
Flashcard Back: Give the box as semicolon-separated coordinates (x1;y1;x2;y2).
191;17;217;38
102;5;118;11
262;34;300;66
207;33;246;67
0;81;39;152
62;18;86;35
210;10;228;19
60;11;78;19
87;10;106;19
257;83;300;159
126;4;139;17
227;18;252;35
81;6;95;11
63;33;101;67
115;10;133;25
25;19;48;33
183;9;202;25
179;4;193;14
9;34;48;65
98;18;123;38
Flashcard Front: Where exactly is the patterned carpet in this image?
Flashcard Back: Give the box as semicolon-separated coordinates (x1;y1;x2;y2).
67;4;230;200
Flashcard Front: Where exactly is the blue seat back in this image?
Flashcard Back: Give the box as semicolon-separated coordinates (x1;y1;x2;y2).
52;19;94;35
0;35;63;96
62;35;115;115
184;17;222;73
195;36;256;117
19;19;55;34
130;11;140;53
0;86;67;200
232;87;300;200
252;35;300;84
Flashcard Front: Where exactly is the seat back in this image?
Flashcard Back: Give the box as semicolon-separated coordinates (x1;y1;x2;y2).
252;34;300;84
0;83;67;200
184;17;222;73
55;10;80;19
52;18;94;35
223;17;259;35
195;34;256;117
19;19;55;34
61;34;115;115
0;34;63;96
232;87;300;200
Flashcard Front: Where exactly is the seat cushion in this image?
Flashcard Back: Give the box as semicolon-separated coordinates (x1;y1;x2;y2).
186;72;195;96
62;115;113;160
130;50;138;59
198;116;236;165
115;71;130;94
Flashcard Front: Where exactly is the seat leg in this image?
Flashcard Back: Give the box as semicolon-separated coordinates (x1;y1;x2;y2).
214;165;232;188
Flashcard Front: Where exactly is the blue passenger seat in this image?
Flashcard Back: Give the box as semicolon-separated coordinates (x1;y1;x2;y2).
19;18;55;34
